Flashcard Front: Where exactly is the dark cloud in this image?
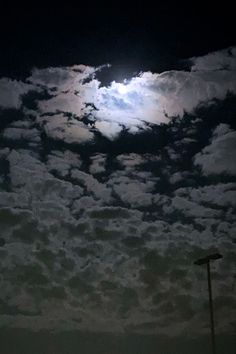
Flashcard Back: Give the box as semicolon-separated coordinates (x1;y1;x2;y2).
0;47;236;351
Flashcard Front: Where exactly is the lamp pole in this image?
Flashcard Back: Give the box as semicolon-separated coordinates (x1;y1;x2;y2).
194;253;223;354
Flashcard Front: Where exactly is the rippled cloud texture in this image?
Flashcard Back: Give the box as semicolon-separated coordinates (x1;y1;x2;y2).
0;47;236;351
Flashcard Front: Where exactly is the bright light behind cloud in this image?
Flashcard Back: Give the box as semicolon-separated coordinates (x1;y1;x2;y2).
1;47;236;141
117;83;128;95
93;64;236;139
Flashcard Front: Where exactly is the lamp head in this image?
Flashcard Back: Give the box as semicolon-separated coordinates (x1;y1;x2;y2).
194;253;223;266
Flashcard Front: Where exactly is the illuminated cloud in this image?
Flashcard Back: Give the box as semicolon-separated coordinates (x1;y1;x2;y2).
27;65;97;90
37;114;94;144
194;124;236;176
1;47;235;142
95;120;123;139
94;67;236;133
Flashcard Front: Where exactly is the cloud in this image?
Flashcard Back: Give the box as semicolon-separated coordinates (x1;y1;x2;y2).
95;121;123;139
29;65;101;117
6;149;84;212
0;47;235;142
190;46;236;71
46;150;82;177
175;183;236;208
0;79;38;109
93;56;236;133
71;169;112;203
107;168;156;207
3;121;41;145
116;153;146;170
163;195;222;218
194;123;236;176
37;114;94;144
89;154;106;174
27;65;97;90
1;144;236;334
0;47;236;338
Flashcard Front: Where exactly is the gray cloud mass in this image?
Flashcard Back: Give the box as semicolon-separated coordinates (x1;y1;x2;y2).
0;47;236;348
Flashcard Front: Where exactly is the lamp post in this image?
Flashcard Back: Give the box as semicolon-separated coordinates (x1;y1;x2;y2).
194;253;223;354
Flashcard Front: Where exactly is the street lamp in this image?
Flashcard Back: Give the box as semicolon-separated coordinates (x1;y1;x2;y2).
194;253;223;354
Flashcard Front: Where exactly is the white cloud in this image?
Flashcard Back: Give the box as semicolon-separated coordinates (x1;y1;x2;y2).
1;47;235;142
31;65;101;117
37;114;94;144
93;59;236;132
95;120;123;140
7;149;84;208
28;65;96;90
194;124;236;175
38;92;84;116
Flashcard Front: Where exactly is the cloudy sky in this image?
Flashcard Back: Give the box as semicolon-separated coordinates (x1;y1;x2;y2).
0;4;236;354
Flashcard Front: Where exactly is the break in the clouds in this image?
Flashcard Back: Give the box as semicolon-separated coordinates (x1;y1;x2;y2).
0;46;236;346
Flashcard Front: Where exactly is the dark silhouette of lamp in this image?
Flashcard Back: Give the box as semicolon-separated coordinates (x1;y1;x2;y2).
194;253;223;354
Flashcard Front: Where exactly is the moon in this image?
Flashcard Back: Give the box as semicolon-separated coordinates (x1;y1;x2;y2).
117;83;128;95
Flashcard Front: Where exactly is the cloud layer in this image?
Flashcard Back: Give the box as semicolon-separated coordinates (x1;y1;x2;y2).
1;47;236;141
0;47;236;341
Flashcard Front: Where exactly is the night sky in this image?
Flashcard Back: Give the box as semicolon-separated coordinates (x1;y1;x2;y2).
0;3;236;354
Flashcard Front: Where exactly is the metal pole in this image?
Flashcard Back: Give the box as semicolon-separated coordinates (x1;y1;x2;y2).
207;261;216;354
194;253;222;354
